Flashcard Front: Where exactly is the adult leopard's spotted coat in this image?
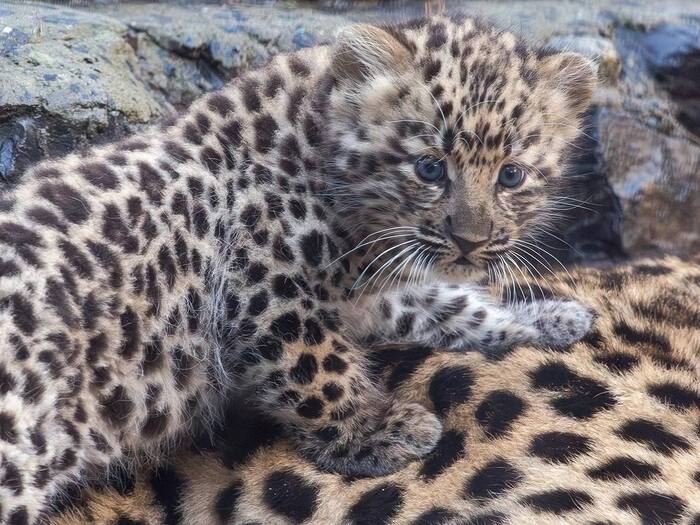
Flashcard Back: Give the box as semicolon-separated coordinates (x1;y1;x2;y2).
50;257;700;525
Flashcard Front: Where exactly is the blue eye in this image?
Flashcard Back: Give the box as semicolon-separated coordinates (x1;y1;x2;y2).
498;164;526;188
415;155;446;182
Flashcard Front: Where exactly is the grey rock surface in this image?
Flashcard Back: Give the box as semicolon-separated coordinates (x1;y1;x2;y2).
0;3;166;177
600;110;700;256
1;1;699;259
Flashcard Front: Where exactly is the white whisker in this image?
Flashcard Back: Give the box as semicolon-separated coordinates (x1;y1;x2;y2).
355;242;419;301
351;239;418;293
324;226;419;269
504;253;535;301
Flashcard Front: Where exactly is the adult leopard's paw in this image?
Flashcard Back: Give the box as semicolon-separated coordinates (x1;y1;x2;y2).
534;300;595;348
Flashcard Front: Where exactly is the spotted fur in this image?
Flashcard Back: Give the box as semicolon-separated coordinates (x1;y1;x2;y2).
0;16;595;522
48;257;700;525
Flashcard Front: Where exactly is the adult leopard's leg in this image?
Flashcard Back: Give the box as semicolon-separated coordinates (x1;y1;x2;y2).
234;332;441;477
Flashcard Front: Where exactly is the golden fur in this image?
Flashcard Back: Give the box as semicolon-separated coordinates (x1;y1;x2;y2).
50;256;700;525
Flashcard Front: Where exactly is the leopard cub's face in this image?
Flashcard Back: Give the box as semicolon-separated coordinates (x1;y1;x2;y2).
326;16;595;283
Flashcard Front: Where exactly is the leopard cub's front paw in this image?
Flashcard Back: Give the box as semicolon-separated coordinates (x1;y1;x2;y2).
535;300;595;348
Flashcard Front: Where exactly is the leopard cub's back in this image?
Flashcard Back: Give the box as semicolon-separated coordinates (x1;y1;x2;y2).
0;40;344;521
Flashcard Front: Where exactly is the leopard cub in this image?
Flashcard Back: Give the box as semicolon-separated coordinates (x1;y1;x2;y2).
0;16;594;523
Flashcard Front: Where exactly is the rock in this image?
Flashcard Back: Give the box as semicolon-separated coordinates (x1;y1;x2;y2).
102;4;342;109
641;24;700;137
599;110;700;257
0;3;166;179
0;3;346;179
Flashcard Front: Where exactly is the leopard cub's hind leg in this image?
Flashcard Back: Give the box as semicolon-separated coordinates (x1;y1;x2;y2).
236;333;442;477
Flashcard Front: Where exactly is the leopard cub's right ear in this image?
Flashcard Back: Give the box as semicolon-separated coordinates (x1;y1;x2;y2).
331;24;411;83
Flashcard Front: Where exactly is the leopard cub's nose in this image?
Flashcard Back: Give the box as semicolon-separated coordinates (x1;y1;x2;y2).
452;234;489;256
444;216;491;255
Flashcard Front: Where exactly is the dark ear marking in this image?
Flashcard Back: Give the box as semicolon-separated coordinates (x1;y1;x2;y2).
331;24;411;82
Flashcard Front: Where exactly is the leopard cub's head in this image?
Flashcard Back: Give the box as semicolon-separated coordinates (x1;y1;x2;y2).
325;16;595;283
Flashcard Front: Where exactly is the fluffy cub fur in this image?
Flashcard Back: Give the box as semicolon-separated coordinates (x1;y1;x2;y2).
0;16;594;523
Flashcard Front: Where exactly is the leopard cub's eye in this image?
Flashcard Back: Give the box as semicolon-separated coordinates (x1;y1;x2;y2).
415;155;446;182
498;164;526;189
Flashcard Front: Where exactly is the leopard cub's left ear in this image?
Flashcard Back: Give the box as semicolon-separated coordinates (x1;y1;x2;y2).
539;52;597;116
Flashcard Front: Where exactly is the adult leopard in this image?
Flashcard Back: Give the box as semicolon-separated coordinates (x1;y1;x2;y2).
50;257;700;525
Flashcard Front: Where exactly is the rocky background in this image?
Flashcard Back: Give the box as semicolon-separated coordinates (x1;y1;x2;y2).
1;0;699;262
